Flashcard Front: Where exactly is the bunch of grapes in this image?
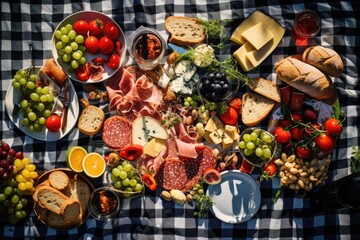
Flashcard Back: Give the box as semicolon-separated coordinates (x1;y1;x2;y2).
11;69;54;132
54;23;87;70
0;141;23;180
13;158;38;192
198;71;231;102
110;161;144;197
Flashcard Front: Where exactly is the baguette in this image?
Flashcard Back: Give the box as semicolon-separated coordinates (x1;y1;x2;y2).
63;177;91;218
37;186;71;214
165;16;206;46
33;180;50;203
46;211;80;229
302;46;343;77
40;58;67;87
48;170;69;190
242;93;275;127
78;105;105;136
248;77;281;103
275;57;334;100
60;198;81;223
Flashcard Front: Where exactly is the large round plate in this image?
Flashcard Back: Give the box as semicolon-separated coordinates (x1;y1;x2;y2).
206;170;261;224
5;76;79;141
52;11;127;83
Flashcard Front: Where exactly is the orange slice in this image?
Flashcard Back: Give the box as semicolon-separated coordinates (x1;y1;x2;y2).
66;146;87;173
82;152;106;178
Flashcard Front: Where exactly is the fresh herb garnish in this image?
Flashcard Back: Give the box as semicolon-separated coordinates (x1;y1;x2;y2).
350;146;360;173
161;114;181;129
196;18;232;49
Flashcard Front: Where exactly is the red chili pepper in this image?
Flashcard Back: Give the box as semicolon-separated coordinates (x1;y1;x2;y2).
142;173;157;191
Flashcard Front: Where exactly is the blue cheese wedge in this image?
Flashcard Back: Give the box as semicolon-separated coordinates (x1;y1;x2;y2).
132;116;169;146
170;60;199;95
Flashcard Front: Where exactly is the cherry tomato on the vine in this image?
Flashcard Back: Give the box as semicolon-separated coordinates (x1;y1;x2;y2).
273;126;292;144
296;146;312;159
304;122;322;137
314;133;335;152
88;19;104;36
324;118;343;135
73;20;89;35
263;162;277;176
291;127;304;141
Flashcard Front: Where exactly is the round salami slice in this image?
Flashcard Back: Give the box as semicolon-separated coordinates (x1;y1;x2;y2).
155;158;187;190
102;116;132;150
196;145;217;172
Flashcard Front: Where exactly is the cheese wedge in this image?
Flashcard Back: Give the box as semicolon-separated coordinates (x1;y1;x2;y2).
132;116;169;146
143;138;166;157
233;43;255;72
241;22;273;50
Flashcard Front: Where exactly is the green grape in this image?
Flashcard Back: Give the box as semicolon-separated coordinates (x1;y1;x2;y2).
38;117;46;125
61;34;69;43
113;181;122;189
15;202;23;210
55;30;62;39
35;86;42;94
58;48;65;56
27;124;35;132
0;193;6;201
243;133;251;142
30;93;40;102
15;210;23;219
239;141;246;149
185;97;192;102
21;99;29;108
78;45;86;53
55;41;64;50
71;60;79;69
250;132;258;141
246;142;255;150
117;165;123;171
60;26;68;35
37;102;45;112
119;170;127;180
11;195;19;204
122;161;128;167
65;23;73;31
4;186;13;195
19;70;27;77
244;148;254;156
68;30;76;40
75;35;84;44
72;51;82;60
28;112;37;121
127;169;135;178
112;168;121;177
42;86;50;95
129;179;137;187
43;109;51;118
123;163;133;172
184;101;190;107
262;133;272;143
62;53;71;62
19;78;27;85
26;81;36;90
12;81;21;89
134;183;143;192
40;94;48;102
14;74;22;81
64;45;73;54
46;93;54;102
255;147;263;157
263;148;272;158
122;178;130;187
70;41;78;50
20;198;28;206
199;105;206;113
29;74;37;82
33;122;42;131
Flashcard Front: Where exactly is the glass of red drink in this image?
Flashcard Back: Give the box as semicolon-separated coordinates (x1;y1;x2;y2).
291;9;321;40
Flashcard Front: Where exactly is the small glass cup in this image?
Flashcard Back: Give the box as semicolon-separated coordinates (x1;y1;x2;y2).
88;187;121;221
291;9;321;40
129;27;165;70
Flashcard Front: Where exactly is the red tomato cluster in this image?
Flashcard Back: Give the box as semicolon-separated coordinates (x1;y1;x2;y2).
73;19;122;81
274;87;343;159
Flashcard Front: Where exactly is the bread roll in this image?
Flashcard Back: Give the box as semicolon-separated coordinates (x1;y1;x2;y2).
275;57;334;100
302;46;344;77
41;58;67;87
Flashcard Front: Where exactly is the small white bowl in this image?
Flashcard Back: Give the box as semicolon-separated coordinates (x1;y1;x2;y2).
52;11;126;83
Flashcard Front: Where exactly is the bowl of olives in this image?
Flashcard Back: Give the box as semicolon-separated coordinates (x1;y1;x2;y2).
197;71;240;104
238;128;277;167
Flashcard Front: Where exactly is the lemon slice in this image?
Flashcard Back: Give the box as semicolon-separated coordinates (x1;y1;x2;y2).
66;146;87;173
82;152;106;178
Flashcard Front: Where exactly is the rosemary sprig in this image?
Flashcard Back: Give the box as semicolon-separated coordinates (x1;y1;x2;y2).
196;18;232;49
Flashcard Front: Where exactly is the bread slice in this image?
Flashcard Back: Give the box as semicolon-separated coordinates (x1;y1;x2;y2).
248;77;281;102
242;93;275;127
48;171;69;190
63;177;91;218
78;105;105;136
60;198;81;223
46;211;80;229
33;180;50;204
37;186;70;214
165;16;206;46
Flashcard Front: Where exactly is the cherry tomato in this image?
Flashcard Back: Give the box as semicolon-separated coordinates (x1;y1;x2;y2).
324;118;343;135
115;40;122;55
75;66;90;81
273;126;292;144
99;36;114;55
229;97;242;114
291;112;304;122
304;122;321;137
107;54;120;69
279;119;292;128
85;36;99;54
46;115;61;132
314;133;335;152
88;19;104;36
263;162;277;176
104;22;119;40
291;127;304;141
142;173;157;191
73;20;89;35
296;146;312;159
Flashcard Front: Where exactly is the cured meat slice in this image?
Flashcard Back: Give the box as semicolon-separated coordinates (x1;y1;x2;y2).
102;116;132;150
196;145;217;172
155;158;187;190
179;156;201;192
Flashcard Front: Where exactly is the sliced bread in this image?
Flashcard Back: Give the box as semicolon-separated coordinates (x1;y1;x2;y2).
63;177;91;218
165;16;206;47
78;105;105;136
46;211;80;229
248;77;281;103
33;179;50;204
242;92;275;127
60;198;81;223
37;186;70;214
48;170;69;190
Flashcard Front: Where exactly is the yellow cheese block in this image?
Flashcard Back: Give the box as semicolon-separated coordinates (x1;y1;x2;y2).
204;131;213;143
231;10;285;72
143;138;166;157
209;131;222;145
224;125;238;140
204;116;224;132
241;22;273;50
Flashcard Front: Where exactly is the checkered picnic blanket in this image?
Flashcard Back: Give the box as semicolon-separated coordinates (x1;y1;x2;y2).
1;0;360;239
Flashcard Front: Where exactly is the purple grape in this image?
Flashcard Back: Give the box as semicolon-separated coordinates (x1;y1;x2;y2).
0;167;5;176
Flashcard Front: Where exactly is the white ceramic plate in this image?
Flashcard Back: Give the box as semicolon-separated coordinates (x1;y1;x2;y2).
5;76;79;141
206;170;261;224
52;11;127;84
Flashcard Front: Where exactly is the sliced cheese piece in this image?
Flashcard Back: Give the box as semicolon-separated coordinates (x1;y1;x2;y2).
209;131;222;145
233;42;256;72
224;125;238;140
132;116;169;146
246;39;274;67
221;140;234;150
241;22;273;50
143;138;166;157
204;116;224;132
204;131;213;143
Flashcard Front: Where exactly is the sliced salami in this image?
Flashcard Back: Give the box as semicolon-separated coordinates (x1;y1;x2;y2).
155;158;187;190
195;145;217;172
102;116;132;150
